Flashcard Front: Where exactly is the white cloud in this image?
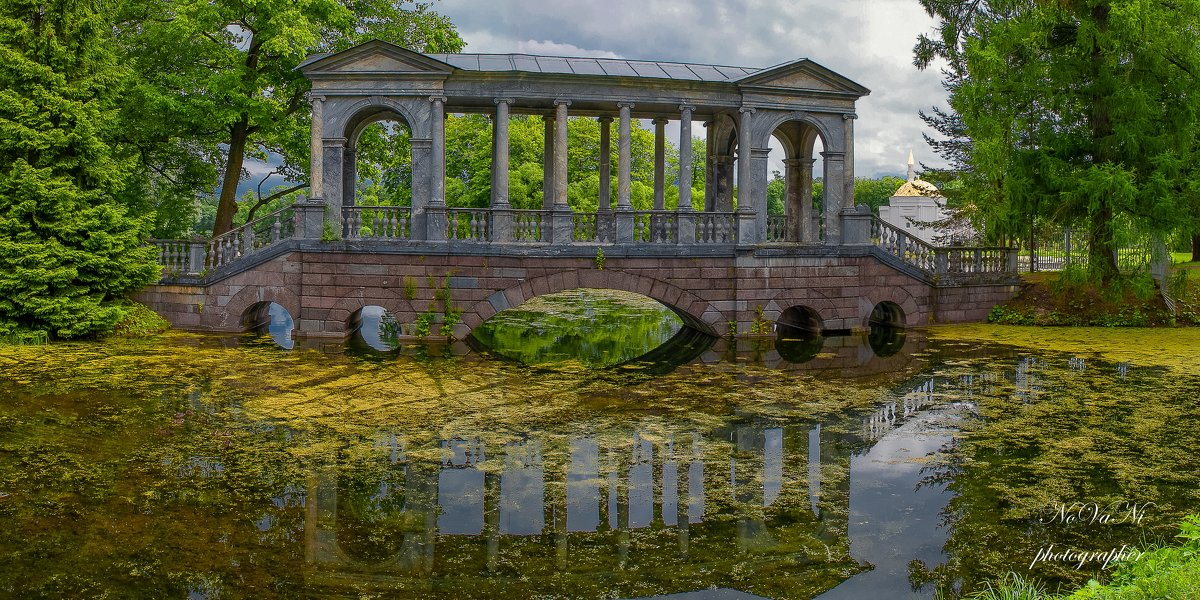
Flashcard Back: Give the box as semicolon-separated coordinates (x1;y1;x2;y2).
437;0;952;178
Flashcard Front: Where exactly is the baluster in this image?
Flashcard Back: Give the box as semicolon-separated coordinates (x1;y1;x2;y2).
271;217;281;243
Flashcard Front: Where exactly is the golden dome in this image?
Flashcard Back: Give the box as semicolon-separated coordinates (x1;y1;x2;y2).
892;178;940;197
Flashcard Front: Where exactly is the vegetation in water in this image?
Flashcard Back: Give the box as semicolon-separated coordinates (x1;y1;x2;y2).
471;289;685;368
110;302;171;338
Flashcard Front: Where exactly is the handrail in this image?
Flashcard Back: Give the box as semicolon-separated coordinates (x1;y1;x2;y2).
345;205;411;240
207;204;297;271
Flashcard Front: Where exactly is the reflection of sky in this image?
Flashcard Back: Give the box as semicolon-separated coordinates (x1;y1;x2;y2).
817;410;955;600
357;306;391;351
267;302;294;349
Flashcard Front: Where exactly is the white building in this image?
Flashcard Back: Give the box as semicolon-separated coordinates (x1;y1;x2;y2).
877;151;951;245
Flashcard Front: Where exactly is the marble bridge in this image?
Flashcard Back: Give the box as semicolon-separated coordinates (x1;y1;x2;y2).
139;41;1018;339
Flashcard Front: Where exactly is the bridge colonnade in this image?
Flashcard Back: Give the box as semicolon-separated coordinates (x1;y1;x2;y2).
300;41;866;247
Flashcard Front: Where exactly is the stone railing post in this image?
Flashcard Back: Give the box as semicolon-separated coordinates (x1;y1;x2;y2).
294;200;326;240
1006;247;1019;273
426;204;447;242
840;206;873;245
188;237;207;274
550;208;572;244
935;251;949;277
677;211;695;245
615;210;634;244
492;206;513;243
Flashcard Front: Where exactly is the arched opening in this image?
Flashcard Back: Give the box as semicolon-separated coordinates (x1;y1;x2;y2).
765;119;826;243
705;114;739;213
775;305;825;364
469;288;714;369
347;305;396;352
867;301;906;357
342;107;414;239
242;301;294;349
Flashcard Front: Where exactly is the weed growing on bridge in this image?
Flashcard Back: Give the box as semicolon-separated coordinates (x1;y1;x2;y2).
402;276;417;301
594;247;605;270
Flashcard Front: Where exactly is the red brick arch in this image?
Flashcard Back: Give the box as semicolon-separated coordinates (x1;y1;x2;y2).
459;268;730;337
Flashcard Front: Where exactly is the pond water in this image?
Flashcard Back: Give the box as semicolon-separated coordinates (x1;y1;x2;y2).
2;291;1199;599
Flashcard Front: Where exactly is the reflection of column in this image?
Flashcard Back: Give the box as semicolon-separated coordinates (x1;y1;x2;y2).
764;427;783;507
437;438;484;535
567;437;601;532
688;434;705;523
808;423;821;517
662;441;678;526
492;98;511;207
543;115;555;210
617;103;634;209
628;433;653;528
484;470;500;571
653;117;668;210
500;439;544;535
553;100;570;207
598;117;613;210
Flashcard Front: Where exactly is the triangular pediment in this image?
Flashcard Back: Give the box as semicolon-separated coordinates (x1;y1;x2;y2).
299;40;454;75
736;59;870;96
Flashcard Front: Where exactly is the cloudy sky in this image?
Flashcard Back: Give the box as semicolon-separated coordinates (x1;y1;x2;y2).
436;0;950;179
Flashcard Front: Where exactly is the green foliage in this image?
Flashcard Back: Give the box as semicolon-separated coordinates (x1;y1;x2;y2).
917;0;1200;282
321;220;339;242
0;0;161;339
110;302;170;338
749;305;771;335
413;310;434;338
402;276;417;301
594;247;605;271
987;305;1035;326
124;0;464;236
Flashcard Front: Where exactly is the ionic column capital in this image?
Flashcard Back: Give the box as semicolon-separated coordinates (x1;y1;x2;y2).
652;117;669;125
553;98;572;107
843;113;858;120
678;103;695;113
598;116;613;124
428;95;447;104
306;92;326;103
494;97;513;105
617;102;635;110
738;106;756;115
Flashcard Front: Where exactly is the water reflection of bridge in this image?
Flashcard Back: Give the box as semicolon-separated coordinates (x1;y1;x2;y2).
303;423;858;597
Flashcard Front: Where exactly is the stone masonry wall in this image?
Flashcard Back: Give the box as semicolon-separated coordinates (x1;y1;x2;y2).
136;249;1018;338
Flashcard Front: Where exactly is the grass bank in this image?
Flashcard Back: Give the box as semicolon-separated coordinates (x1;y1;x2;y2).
962;515;1200;599
987;262;1200;327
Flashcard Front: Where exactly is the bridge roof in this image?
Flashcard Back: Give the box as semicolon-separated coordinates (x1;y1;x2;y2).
298;41;870;97
423;53;762;82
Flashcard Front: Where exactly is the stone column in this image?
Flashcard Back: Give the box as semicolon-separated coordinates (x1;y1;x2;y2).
543;116;555;210
308;94;325;202
677;105;695;245
615;102;635;243
704;120;715;212
598;117;612;210
492;98;512;207
822;151;846;245
342;145;356;208
426;96;447;241
843;113;857;214
321;137;347;230
799;159;816;242
784;158;800;242
713;156;733;212
736;107;757;244
653;117;668;210
551;100;572;244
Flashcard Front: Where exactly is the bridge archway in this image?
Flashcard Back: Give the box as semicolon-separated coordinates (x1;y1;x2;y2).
461;270;731;339
225;286;300;333
764;114;828;243
340;104;414;212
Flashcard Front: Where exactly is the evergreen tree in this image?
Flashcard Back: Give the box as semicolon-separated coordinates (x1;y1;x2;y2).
917;0;1200;280
0;0;159;338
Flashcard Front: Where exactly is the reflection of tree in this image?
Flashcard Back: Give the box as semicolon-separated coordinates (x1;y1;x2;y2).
471;289;684;368
910;357;1200;597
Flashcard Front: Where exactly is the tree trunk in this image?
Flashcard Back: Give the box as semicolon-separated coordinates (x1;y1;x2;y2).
1192;233;1200;263
212;116;249;237
1087;3;1119;283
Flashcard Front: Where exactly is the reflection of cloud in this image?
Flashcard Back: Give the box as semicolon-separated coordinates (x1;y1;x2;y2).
439;0;949;178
